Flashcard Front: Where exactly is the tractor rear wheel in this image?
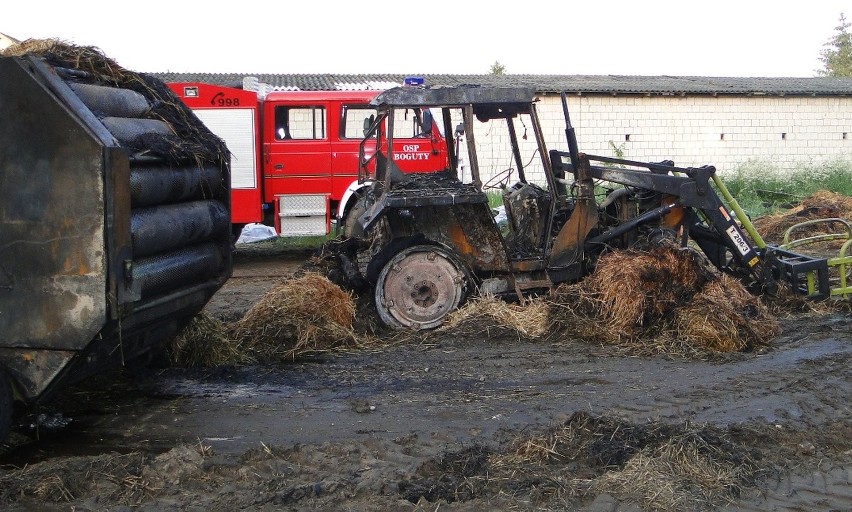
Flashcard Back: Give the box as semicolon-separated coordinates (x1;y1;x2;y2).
375;245;468;330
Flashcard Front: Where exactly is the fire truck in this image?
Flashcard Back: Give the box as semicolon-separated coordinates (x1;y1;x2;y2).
167;79;449;237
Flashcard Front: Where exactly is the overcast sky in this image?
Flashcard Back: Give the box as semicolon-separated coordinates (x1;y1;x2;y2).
3;1;849;76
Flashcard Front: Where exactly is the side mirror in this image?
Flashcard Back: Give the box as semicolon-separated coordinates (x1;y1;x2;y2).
363;115;375;136
455;123;465;137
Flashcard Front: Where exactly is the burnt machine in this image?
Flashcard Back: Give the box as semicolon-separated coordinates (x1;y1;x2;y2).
0;45;232;441
346;85;839;330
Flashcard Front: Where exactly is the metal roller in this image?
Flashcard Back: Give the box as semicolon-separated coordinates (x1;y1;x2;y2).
132;243;224;298
129;163;224;207
68;82;151;118
101;117;172;145
131;200;229;258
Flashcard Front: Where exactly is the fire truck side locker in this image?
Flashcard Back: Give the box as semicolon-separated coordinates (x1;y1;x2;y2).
276;193;330;236
168;83;264;226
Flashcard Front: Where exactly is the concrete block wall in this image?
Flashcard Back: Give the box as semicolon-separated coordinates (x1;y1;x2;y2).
469;94;852;187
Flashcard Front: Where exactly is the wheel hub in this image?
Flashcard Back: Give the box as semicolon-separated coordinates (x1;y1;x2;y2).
376;246;466;330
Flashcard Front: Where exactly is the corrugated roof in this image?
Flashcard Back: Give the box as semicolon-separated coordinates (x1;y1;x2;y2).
150;72;852;96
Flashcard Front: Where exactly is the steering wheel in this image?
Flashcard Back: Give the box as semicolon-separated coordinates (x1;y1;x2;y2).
483;167;514;190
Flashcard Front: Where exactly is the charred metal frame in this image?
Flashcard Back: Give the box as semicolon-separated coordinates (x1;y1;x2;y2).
353;84;834;332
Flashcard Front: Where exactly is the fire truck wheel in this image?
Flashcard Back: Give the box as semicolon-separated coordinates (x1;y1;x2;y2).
0;366;13;443
375;245;468;330
342;196;368;238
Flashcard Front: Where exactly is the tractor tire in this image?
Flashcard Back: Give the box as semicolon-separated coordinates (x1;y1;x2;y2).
374;245;468;330
0;366;13;444
342;196;368;238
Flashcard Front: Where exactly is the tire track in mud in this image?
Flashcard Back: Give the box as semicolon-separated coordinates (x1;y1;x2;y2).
719;463;852;512
615;337;852;427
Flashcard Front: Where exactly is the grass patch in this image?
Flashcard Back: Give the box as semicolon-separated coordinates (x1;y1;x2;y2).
486;191;503;208
719;158;852;218
485;159;852;220
235;233;334;257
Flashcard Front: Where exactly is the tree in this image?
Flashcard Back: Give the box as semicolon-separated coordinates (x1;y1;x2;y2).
817;13;852;76
490;61;506;76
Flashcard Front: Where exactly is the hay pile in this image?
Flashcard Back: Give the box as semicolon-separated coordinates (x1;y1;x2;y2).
673;274;781;351
167;313;251;368
167;273;360;365
588;433;758;511
2;38;124;76
499;412;763;510
169;247;778;364
407;412;762;510
229;272;359;361
441;295;550;338
427;244;780;354
0;445;208;506
549;245;778;353
0;451;152;505
752;189;852;243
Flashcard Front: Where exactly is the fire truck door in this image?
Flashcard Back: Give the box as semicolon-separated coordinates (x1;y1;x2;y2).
265;104;332;198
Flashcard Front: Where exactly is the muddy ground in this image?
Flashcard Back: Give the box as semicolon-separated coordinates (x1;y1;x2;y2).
0;243;850;512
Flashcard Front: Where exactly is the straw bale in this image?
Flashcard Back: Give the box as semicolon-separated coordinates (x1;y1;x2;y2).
230;272;358;360
549;246;716;341
442;295;550;338
1;38;125;79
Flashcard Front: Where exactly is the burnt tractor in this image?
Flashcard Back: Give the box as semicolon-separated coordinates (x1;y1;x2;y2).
344;85;844;330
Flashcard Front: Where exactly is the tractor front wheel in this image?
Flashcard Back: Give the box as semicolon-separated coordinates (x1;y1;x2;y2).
342;196;369;239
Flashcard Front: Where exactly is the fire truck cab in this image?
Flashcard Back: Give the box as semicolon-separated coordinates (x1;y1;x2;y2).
168;81;449;237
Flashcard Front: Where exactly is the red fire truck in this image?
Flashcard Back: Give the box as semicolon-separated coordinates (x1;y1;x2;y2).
167;80;449;237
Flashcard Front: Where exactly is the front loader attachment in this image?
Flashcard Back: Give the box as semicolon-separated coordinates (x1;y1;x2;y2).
767;218;852;299
548;149;841;301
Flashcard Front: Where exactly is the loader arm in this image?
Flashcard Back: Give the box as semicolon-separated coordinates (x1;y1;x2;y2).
550;150;831;298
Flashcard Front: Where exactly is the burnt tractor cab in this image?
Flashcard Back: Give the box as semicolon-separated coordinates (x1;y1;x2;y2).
351;85;834;330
